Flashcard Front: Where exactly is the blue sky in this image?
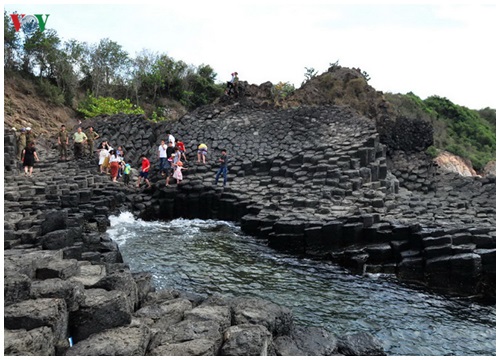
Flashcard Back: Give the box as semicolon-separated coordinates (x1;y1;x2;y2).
4;1;498;109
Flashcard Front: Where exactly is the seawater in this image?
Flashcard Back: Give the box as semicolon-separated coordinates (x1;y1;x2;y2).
108;212;496;356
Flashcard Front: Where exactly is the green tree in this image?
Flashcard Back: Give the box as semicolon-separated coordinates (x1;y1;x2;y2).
181;64;223;108
4;11;21;69
22;28;61;77
90;38;130;97
475;107;496;127
130;49;162;104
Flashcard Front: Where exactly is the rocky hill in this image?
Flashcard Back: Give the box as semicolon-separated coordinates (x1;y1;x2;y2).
4;75;78;145
3;70;496;355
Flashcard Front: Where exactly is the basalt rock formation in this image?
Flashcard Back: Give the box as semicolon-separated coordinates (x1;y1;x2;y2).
85;102;495;302
3;97;495;355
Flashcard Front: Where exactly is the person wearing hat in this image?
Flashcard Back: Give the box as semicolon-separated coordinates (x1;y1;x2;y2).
25;127;34;145
17;128;27;161
57;125;69;161
87;126;99;159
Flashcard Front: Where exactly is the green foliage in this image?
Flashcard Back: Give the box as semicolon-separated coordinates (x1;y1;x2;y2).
328;60;341;71
302;67;318;85
89;38;130;97
475;107;496;128
150;109;166;122
386;93;496;170
22;29;61;76
4;11;21;69
271;81;296;106
37;78;64;105
177;64;224;109
388;93;495;170
77;94;144;118
5;23;226;114
426;145;439;158
273;82;295;99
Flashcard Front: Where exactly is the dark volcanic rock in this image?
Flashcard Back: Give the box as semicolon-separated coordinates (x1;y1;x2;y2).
65;324;151;356
231;296;294;337
69;288;132;343
4;327;56;356
337;332;386;356
273;326;339;356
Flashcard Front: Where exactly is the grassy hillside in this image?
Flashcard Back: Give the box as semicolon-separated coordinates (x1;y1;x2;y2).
385;92;496;170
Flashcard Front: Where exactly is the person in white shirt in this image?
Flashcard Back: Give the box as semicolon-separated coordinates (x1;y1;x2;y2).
167;132;175;148
158;140;168;176
98;142;110;174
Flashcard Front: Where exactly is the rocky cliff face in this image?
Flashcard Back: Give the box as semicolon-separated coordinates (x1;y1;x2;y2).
482;160;496;177
434;151;477;177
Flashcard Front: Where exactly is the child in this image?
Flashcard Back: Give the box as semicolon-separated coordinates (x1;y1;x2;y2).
176;139;187;162
137;154;151;189
172;161;187;184
123;161;131;186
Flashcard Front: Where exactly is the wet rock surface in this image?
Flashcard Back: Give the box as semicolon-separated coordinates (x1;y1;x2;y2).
3;102;494;355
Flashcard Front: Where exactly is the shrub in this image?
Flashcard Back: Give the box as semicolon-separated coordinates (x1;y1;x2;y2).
37;78;64;106
426;145;439;158
424;96;495;170
77;94;144;118
273;82;295;99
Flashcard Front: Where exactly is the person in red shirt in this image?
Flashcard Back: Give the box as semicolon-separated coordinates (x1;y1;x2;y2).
176;139;188;162
137;154;151;188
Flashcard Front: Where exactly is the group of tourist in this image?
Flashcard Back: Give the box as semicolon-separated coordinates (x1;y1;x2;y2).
14;123;230;187
155;134;188;187
57;125;100;161
137;132;229;188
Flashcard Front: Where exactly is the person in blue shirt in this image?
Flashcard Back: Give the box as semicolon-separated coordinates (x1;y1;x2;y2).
214;149;229;186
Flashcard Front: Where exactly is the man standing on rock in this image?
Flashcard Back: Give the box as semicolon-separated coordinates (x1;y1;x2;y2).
25;127;35;145
57;125;69;161
87;126;99;159
214;149;229;187
72;127;88;160
17;128;27;161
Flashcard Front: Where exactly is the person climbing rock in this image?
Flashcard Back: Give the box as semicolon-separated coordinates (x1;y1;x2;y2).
197;143;208;164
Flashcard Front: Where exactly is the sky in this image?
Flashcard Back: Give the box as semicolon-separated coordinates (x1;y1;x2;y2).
3;1;498;110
